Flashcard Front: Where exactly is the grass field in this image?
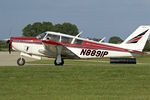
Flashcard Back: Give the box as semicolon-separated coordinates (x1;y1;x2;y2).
0;55;150;100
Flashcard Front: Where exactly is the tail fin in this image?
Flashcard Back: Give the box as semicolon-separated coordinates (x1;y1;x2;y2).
121;25;150;51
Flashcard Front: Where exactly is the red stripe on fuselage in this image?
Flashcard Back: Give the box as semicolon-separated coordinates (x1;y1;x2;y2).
67;41;129;52
42;39;144;54
42;39;130;52
42;40;62;45
10;37;42;44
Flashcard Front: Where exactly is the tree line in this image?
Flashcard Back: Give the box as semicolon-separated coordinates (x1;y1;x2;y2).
23;22;79;36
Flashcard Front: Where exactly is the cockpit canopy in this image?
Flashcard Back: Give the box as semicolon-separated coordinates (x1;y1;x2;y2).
37;31;83;44
46;34;73;44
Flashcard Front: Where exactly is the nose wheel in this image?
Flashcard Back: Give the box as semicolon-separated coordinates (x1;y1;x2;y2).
17;58;25;66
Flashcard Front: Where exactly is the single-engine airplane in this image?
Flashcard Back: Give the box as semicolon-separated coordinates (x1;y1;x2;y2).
8;25;150;66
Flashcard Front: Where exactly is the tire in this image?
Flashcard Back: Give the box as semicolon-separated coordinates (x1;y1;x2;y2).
17;58;25;66
54;58;64;66
60;59;64;65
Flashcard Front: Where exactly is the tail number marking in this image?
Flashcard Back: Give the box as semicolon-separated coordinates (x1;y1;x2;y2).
80;49;108;57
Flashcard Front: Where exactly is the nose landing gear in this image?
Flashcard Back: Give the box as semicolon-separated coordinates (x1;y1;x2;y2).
17;57;25;66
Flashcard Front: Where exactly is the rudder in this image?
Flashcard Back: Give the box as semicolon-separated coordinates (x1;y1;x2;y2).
121;26;150;51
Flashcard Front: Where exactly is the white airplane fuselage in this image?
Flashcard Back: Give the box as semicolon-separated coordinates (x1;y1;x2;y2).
11;36;134;60
9;25;150;66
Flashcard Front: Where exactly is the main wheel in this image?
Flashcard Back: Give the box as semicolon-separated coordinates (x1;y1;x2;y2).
54;58;64;66
17;58;25;66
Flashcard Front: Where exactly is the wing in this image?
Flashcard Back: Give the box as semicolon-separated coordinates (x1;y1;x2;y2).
42;40;79;59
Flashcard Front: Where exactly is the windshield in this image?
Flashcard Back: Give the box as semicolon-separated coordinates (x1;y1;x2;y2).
36;33;46;40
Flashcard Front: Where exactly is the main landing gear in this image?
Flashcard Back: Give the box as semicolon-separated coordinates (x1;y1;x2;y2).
17;57;25;66
54;58;64;66
54;46;64;66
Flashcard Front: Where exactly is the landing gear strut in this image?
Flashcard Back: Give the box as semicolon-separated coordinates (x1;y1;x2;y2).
17;57;25;66
54;46;64;66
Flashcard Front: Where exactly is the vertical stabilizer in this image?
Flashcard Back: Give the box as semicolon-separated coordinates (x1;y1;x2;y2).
121;26;150;51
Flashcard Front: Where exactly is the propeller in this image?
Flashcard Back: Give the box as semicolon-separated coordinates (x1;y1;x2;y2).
8;31;12;54
7;39;11;54
2;29;13;54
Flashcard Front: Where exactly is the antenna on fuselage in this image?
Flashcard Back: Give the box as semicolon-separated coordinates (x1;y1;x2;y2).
71;31;83;44
99;37;106;43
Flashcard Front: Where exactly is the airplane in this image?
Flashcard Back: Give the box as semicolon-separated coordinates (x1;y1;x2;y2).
8;25;150;66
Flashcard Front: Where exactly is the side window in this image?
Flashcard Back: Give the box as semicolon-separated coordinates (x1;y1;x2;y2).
61;36;73;43
74;39;83;45
46;34;60;42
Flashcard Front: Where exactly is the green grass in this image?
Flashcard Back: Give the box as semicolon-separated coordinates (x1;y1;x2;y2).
0;55;150;100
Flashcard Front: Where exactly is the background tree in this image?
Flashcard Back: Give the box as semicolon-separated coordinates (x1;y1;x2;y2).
143;40;150;51
53;24;63;33
53;22;79;36
0;41;9;51
23;22;54;37
41;22;54;32
61;23;79;36
23;22;79;36
109;36;123;44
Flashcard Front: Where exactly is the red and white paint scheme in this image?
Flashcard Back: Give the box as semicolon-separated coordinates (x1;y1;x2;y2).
9;25;150;66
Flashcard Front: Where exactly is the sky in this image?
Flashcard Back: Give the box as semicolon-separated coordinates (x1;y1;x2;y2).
0;0;150;41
